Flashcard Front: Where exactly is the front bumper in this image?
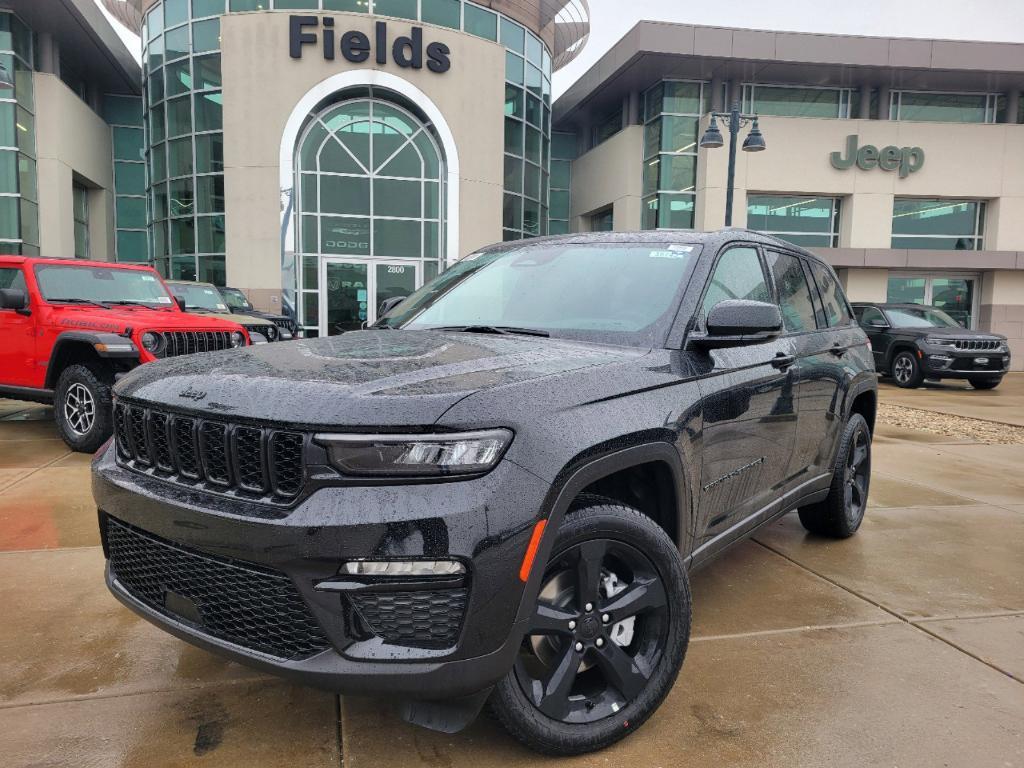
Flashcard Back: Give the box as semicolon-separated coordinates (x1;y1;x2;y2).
92;444;550;699
921;348;1010;379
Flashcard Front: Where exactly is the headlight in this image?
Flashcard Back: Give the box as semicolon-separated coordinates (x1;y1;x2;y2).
265;325;277;340
140;331;160;352
925;337;956;347
316;429;513;477
229;330;246;347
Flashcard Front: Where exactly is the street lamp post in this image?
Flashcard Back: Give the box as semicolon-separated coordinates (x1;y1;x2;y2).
699;102;766;226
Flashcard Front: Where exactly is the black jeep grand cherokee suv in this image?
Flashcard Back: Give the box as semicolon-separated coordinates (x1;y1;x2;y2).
93;231;877;755
853;303;1010;389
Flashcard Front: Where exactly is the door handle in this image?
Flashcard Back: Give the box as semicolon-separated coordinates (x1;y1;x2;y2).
771;352;795;370
829;343;848;357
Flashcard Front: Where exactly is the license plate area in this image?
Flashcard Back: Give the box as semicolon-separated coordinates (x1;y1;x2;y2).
974;357;989;365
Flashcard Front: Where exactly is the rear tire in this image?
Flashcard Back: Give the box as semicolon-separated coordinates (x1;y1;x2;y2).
54;363;113;453
798;413;871;539
490;496;689;755
969;377;1002;390
891;351;923;388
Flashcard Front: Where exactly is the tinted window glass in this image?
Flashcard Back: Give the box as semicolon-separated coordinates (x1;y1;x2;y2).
858;306;886;326
763;251;816;332
0;267;26;292
702;247;770;321
808;261;852;326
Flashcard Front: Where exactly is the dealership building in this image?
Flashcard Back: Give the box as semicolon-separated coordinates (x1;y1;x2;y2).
3;1;1024;366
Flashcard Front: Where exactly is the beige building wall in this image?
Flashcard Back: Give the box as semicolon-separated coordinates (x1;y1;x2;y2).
33;73;115;260
220;12;505;311
840;268;889;302
697;116;1024;250
568;126;643;231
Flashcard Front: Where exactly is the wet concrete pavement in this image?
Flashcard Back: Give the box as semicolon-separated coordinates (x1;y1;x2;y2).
1;385;1022;767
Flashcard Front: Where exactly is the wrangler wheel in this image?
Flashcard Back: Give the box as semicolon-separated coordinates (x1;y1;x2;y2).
54;363;114;453
490;497;689;755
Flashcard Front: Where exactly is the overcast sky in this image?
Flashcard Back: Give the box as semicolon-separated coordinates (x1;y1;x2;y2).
552;0;1024;97
95;0;1024;98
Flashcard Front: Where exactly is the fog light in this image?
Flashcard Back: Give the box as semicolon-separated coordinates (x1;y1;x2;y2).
341;560;466;577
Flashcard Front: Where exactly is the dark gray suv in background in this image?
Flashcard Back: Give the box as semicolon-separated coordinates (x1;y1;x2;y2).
93;230;877;755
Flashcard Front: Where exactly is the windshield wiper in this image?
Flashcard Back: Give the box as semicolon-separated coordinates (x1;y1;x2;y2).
48;297;113;309
105;300;161;308
431;325;550;338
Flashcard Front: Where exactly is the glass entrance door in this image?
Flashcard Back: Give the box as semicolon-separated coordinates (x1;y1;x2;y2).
886;273;978;328
320;259;420;336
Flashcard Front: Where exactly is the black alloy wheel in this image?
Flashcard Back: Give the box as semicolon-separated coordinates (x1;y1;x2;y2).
798;412;872;538
490;498;689;755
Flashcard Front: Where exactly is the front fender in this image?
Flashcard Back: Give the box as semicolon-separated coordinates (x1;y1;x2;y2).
45;332;140;387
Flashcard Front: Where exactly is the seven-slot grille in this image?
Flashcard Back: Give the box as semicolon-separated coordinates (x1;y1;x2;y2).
106;517;330;660
952;339;1002;352
113;402;305;504
152;330;236;358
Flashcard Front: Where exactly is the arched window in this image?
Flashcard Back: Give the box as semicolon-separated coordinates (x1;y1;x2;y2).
295;91;446;333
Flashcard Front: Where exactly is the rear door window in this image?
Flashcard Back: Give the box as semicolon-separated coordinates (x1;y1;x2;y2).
764;251;816;333
808;260;853;327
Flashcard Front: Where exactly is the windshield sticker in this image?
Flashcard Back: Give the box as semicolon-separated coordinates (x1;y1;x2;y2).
203;289;216;294
155;296;172;303
649;250;688;259
668;244;694;252
141;275;156;281
216;303;227;310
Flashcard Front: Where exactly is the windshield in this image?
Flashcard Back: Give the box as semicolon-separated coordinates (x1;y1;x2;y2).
381;242;701;346
884;306;962;328
34;264;176;307
220;287;252;311
168;282;229;312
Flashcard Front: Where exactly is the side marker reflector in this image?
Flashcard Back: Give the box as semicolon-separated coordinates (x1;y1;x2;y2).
518;519;547;582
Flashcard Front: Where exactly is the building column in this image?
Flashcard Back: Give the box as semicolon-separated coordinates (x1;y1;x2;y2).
627;90;641;126
876;86;890;119
710;76;724;112
1005;90;1020;124
979;270;1024;371
858;85;872;119
36;33;59;75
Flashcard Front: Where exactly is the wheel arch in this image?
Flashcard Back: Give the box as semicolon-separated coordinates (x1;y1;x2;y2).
884;340;920;371
45;332;137;389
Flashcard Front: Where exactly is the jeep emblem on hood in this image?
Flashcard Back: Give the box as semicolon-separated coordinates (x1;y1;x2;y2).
178;387;207;402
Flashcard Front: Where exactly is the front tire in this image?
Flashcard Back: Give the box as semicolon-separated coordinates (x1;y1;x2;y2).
798;413;871;539
969;377;1002;390
490;496;690;756
891;350;923;388
54;363;114;453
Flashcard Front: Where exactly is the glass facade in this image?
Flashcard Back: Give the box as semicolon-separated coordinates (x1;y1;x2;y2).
642;80;706;230
295;94;445;333
141;0;552;285
103;95;148;262
891;199;986;250
0;11;38;255
747;195;841;248
742;84;855;119
548;131;575;235
890;91;998;123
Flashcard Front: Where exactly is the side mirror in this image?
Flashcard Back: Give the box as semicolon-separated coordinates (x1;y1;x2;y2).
690;300;782;349
378;295;408;318
174;297;187;311
867;320;890;330
0;288;28;313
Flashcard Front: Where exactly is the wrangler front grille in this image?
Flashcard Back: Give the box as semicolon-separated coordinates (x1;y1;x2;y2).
153;330;235;358
106;517;330;660
113;402;306;506
952;339;1002;352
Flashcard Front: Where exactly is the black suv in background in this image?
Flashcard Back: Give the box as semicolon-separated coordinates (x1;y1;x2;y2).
219;286;299;339
93;231;877;755
853;303;1010;389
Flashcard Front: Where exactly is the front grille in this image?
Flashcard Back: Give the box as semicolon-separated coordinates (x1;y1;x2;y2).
106;517;330;660
953;339;1002;352
348;589;468;648
153;330;235;358
273;318;293;330
245;324;277;342
114;401;306;505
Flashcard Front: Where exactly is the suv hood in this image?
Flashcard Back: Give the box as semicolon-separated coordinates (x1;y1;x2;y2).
53;306;244;333
114;329;645;426
186;309;275;327
898;326;1006;341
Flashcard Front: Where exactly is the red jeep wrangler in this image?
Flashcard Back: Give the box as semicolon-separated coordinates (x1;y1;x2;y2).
0;256;251;452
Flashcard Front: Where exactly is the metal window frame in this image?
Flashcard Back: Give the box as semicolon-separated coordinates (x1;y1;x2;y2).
746;194;842;247
889;90;999;124
887;270;982;329
891;198;986;249
741;82;853;119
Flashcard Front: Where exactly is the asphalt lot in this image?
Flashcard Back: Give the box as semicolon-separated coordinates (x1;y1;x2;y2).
1;377;1022;767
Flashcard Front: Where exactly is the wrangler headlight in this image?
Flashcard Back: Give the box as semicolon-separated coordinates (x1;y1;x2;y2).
230;330;246;347
140;331;160;352
315;429;513;477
